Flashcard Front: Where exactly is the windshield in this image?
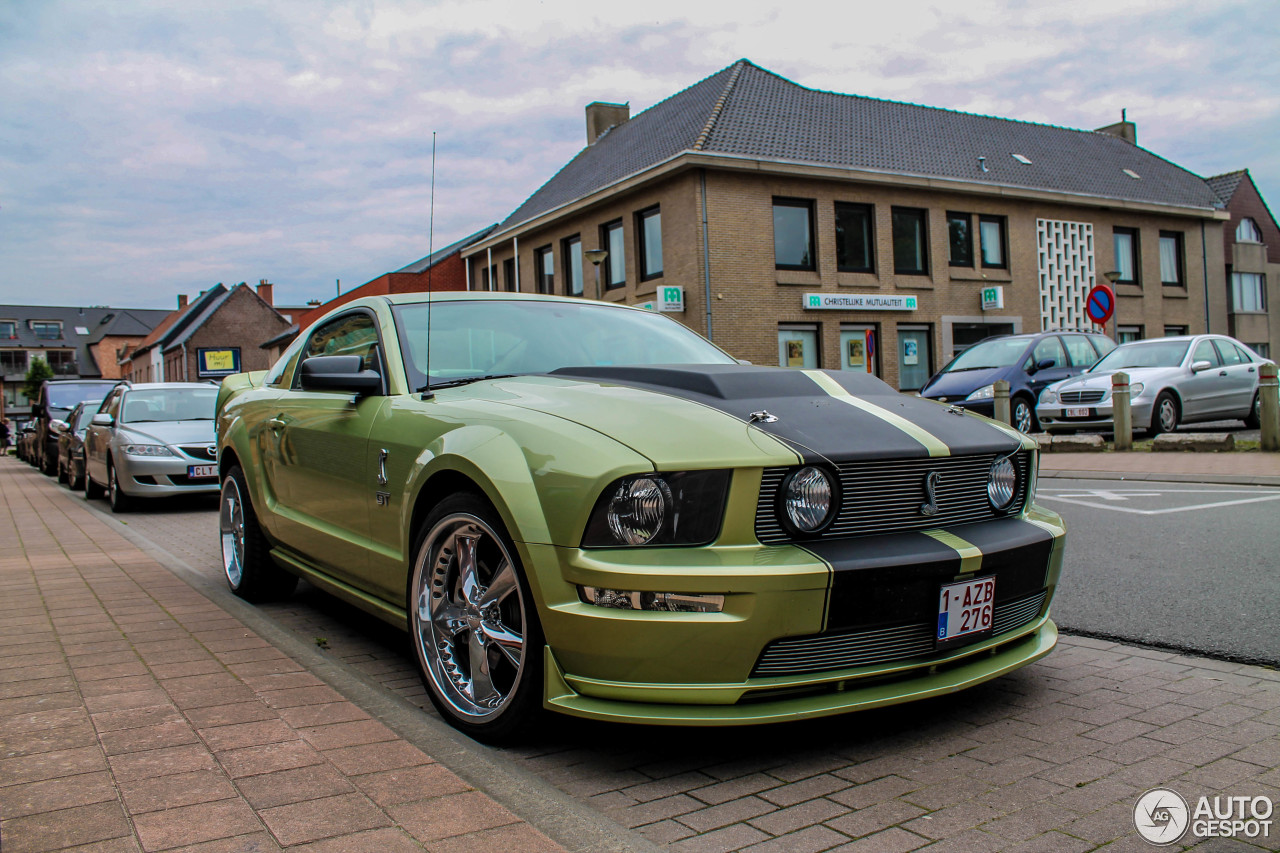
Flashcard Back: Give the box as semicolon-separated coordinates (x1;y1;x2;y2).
1091;340;1190;371
120;387;218;423
47;383;114;410
942;337;1029;372
394;300;737;389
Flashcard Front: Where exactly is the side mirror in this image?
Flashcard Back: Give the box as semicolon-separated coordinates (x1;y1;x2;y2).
299;355;382;395
1036;358;1057;371
1191;360;1213;373
91;413;114;426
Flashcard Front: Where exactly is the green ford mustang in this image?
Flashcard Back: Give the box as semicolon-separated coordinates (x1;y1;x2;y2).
216;292;1065;741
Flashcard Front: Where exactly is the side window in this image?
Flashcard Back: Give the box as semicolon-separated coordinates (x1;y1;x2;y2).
296;313;381;387
1192;340;1220;366
1092;336;1117;358
1061;335;1101;368
1031;336;1066;369
102;390;122;419
1213;340;1244;366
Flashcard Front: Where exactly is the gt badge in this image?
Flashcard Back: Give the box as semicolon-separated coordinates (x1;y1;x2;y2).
920;471;940;516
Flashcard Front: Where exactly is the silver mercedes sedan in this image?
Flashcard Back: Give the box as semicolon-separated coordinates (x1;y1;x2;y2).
84;382;220;512
1035;334;1270;435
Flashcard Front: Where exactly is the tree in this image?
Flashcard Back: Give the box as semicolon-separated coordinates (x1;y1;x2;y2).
23;358;53;403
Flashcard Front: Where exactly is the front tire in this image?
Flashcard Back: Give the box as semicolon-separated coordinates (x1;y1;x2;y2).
219;465;297;601
57;458;68;485
1244;392;1261;430
1012;396;1038;433
108;461;132;513
85;464;104;500
408;494;543;743
1150;392;1179;436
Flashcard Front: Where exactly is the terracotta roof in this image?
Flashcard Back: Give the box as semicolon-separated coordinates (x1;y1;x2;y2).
500;60;1223;229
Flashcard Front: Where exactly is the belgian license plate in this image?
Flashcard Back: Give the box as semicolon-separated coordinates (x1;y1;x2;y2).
188;464;217;479
937;576;995;643
1065;407;1090;417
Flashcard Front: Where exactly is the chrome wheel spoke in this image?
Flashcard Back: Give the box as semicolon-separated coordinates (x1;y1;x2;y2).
481;621;523;670
466;628;497;705
477;559;515;610
430;600;468;639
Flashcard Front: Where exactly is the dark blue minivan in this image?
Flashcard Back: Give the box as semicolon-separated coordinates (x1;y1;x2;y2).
919;330;1115;432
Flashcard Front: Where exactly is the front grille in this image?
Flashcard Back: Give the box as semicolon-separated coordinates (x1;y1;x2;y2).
752;590;1046;677
755;451;1030;545
1060;390;1105;405
179;445;218;461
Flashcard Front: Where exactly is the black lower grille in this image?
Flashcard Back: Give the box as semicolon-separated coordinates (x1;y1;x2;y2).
752;590;1047;677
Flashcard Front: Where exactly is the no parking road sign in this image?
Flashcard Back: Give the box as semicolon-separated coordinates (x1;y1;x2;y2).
1085;283;1115;325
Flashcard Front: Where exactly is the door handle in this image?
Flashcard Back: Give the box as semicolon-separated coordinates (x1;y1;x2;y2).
1218;370;1228;376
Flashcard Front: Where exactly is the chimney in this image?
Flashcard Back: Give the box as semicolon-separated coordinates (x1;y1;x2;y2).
1095;109;1137;145
178;294;188;309
585;101;630;145
257;279;274;306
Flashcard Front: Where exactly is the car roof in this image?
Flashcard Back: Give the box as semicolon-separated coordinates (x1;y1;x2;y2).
120;382;217;391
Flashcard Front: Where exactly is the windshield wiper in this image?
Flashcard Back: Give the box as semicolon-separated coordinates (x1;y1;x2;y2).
946;366;1001;372
419;374;518;392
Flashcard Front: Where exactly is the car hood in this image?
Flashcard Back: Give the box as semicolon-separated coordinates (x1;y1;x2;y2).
481;364;1026;466
1051;366;1180;393
919;367;1007;400
118;420;216;447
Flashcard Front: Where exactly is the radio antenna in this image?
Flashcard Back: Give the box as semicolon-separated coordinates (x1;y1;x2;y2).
421;131;437;400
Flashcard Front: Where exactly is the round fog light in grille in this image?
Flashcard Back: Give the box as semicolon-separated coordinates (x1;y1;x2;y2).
987;457;1017;510
606;477;672;545
782;467;835;533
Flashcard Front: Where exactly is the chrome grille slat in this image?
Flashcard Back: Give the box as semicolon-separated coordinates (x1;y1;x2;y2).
1060;390;1105;404
755;451;1031;544
752;591;1046;677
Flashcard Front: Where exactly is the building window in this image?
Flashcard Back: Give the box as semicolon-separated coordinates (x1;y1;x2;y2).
638;207;663;280
778;325;819;368
1116;325;1143;344
979;215;1007;268
1159;231;1184;286
1236;218;1262;242
563;235;583;297
0;320;15;339
1164;325;1187;336
503;258;517;292
892;208;929;275
946;212;972;267
47;350;76;375
840;325;878;376
1250;342;1271;359
534;246;554;294
1232;272;1266;312
833;203;874;273
479;264;496;291
0;349;26;375
31;321;61;340
601;220;626;289
897;326;933;391
1113;227;1139;284
773;198;815;270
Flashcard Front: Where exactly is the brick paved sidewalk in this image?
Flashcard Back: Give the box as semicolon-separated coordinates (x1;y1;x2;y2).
0;459;567;853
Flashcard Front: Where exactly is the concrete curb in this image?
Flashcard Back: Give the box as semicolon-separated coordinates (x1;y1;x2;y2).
1038;469;1280;487
92;500;665;853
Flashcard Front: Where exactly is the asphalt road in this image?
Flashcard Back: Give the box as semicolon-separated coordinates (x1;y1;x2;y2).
1040;478;1280;666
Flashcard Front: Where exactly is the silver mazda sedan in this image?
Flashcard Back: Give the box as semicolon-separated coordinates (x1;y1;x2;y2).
1036;334;1270;436
84;382;220;512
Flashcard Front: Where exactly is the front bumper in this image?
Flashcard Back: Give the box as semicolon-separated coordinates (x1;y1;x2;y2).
531;506;1066;725
115;452;220;497
1036;399;1154;432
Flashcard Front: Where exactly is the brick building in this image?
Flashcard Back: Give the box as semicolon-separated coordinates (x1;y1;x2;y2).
123;282;291;383
463;60;1243;391
1206;170;1278;358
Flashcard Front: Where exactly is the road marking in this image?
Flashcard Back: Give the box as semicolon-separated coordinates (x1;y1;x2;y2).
1037;487;1280;515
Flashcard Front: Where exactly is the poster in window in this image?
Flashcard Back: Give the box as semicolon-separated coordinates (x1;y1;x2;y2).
197;347;241;378
786;339;805;367
904;339;919;366
847;339;864;368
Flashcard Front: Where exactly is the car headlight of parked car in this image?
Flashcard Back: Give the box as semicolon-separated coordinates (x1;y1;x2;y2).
581;470;730;547
966;384;995;401
1040;389;1058;405
121;443;176;457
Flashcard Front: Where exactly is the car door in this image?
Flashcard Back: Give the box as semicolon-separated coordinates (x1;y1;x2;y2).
1181;338;1225;419
1024;336;1072;399
1212;339;1260;417
84;387;124;487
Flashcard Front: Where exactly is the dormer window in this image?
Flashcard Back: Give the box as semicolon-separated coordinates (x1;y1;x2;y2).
0;320;15;339
1236;217;1262;243
31;320;61;340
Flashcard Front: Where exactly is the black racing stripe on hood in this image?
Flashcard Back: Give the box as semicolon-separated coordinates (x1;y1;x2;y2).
550;364;1023;463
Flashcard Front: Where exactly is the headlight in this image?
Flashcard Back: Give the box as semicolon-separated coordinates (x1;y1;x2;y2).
121;444;175;457
987;457;1018;510
780;466;837;534
581;471;730;547
578;588;725;613
1128;382;1145;397
966;384;995;401
1040;389;1058;405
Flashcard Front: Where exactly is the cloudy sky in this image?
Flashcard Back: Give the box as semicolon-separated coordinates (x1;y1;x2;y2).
2;0;1277;310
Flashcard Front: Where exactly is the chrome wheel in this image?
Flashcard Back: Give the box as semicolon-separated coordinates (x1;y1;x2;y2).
413;512;527;723
220;476;246;588
1012;398;1035;433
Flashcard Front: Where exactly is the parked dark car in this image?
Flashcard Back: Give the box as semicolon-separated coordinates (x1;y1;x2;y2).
17;423;39;463
33;379;118;476
57;400;101;491
919;330;1116;433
